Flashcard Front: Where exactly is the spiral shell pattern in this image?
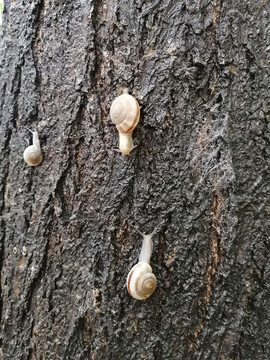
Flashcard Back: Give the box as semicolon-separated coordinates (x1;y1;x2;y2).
110;93;140;134
126;262;157;300
23;145;43;166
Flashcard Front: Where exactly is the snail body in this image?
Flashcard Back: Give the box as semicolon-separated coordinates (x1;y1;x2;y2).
23;130;43;166
126;228;157;300
110;88;140;156
118;133;136;157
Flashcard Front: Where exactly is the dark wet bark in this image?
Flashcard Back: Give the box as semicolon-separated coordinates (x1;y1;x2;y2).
0;1;270;359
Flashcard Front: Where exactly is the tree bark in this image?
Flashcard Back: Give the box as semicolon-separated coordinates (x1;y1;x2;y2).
1;1;270;359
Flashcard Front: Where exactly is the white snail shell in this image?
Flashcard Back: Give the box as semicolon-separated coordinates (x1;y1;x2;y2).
110;89;140;155
110;91;140;134
23;131;43;166
23;146;43;166
126;261;157;300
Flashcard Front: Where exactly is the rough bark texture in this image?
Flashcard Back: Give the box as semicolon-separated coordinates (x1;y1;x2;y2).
1;1;270;359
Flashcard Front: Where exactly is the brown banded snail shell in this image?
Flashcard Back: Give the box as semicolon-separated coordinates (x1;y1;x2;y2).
126;262;157;300
110;88;140;156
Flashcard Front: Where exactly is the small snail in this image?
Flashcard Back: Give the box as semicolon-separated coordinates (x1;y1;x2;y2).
23;129;43;166
126;228;157;300
110;88;140;156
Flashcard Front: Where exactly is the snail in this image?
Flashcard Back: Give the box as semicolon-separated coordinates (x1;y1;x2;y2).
23;129;43;166
110;88;140;156
126;228;157;300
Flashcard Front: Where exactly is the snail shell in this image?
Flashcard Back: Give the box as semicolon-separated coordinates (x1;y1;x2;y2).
126;261;157;300
23;145;43;166
110;90;140;135
23;130;43;166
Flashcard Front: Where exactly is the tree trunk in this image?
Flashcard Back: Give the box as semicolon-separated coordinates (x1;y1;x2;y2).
1;1;270;359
